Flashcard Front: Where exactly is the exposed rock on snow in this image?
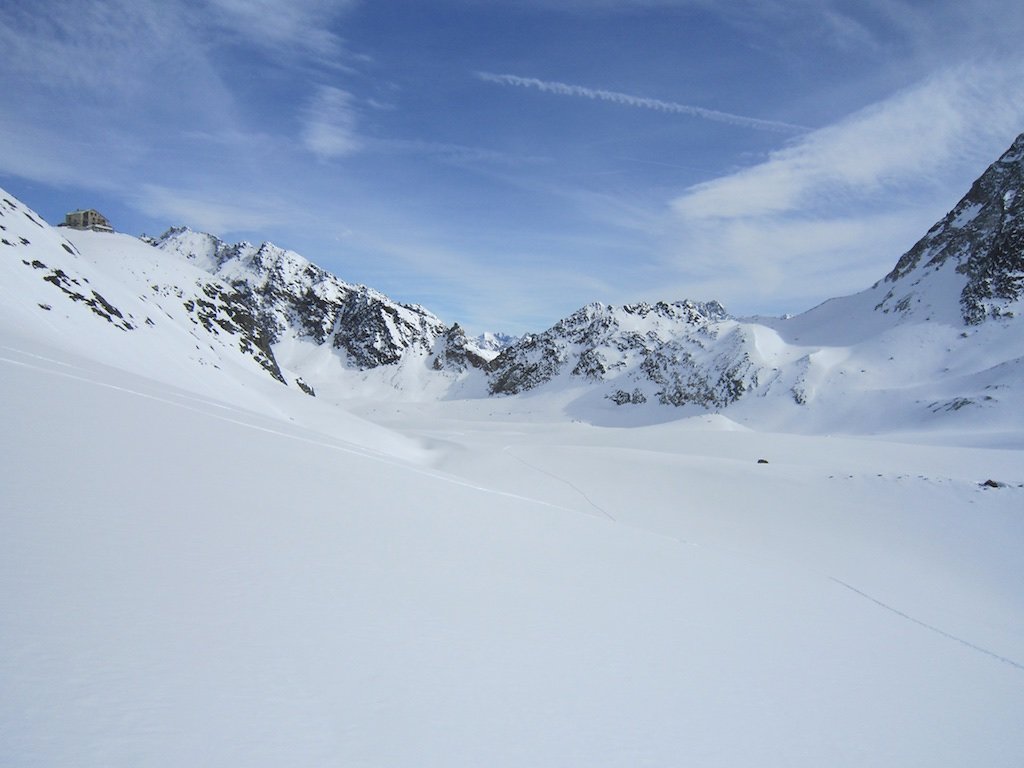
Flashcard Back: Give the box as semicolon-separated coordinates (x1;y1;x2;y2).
1;132;1024;432
2;196;284;386
879;132;1024;324
483;133;1024;426
473;330;519;356
153;228;450;369
431;323;490;372
486;299;748;406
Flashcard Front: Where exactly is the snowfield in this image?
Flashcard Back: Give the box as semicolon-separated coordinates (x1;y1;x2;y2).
2;179;1024;766
2;327;1023;767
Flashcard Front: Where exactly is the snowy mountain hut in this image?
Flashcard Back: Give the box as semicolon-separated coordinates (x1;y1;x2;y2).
62;209;113;233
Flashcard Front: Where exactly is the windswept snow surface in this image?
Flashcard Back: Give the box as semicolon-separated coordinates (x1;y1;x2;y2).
2;186;1024;765
3;327;1024;767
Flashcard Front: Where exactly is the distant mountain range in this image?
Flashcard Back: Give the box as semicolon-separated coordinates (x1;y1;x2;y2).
2;133;1022;434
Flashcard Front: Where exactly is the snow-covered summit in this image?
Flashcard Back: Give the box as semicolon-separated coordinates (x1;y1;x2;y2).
482;134;1024;433
153;227;449;369
487;299;755;410
473;330;519;357
2;132;1024;435
0;193;290;394
876;131;1024;325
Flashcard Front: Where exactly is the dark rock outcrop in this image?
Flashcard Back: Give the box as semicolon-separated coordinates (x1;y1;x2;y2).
880;133;1024;324
154;229;450;370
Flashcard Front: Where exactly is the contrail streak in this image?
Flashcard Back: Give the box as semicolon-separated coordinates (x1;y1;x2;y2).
478;72;810;134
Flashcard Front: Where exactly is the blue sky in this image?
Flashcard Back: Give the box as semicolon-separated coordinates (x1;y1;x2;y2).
2;0;1023;334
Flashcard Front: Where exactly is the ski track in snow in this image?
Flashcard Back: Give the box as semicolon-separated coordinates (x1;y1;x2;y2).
830;577;1024;673
0;348;591;520
1;345;251;415
499;432;1023;674
0;351;283;430
6;347;1022;677
503;445;617;521
0;345;78;369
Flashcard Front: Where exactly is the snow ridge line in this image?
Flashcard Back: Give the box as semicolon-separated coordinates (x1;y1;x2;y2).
1;346;253;417
0;349;585;517
502;447;616;521
830;577;1024;673
0;352;404;462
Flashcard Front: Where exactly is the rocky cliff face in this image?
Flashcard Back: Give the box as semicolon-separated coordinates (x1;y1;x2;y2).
2;196;285;385
486;299;763;408
431;324;491;372
153;228;450;369
486;133;1024;411
878;132;1024;325
4;132;1024;423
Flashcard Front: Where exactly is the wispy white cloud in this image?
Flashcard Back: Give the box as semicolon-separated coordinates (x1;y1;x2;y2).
370;138;542;166
673;60;1024;221
336;223;620;334
662;58;1024;313
134;184;295;235
0;1;227;101
660;210;936;310
478;72;809;134
301;86;363;159
491;1;1024;76
205;0;360;61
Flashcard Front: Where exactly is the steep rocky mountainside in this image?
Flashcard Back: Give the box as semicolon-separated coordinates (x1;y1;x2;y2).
486;133;1024;418
877;133;1024;325
2;132;1023;430
487;300;763;409
153;228;454;369
431;323;493;372
0;194;285;385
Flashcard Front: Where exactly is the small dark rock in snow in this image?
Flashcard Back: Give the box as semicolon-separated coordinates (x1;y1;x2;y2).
757;458;769;464
980;479;1006;488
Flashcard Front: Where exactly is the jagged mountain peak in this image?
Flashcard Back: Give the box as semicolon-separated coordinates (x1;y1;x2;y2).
486;297;752;405
622;299;728;322
151;226;450;369
3;130;1024;432
156;227;325;286
542;299;730;342
474;331;519;353
877;131;1024;325
151;226;228;272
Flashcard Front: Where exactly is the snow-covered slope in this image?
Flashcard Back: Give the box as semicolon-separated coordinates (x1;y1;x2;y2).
0;193;288;402
3;141;1024;767
3;132;1024;437
483;133;1024;437
0;195;491;406
879;132;1024;325
153;227;451;369
3;324;1023;767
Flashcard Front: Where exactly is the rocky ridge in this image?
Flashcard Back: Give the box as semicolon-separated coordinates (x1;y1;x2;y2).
877;133;1024;324
153;228;453;369
487;299;764;408
485;132;1024;412
2;132;1023;424
1;195;285;384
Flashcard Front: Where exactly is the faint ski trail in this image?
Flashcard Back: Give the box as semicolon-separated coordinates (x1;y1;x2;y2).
503;446;616;521
830;577;1024;672
1;345;77;368
0;352;406;461
0;351;587;517
1;345;255;415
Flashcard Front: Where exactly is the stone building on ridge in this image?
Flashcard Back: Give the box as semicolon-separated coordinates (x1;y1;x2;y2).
62;209;113;233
